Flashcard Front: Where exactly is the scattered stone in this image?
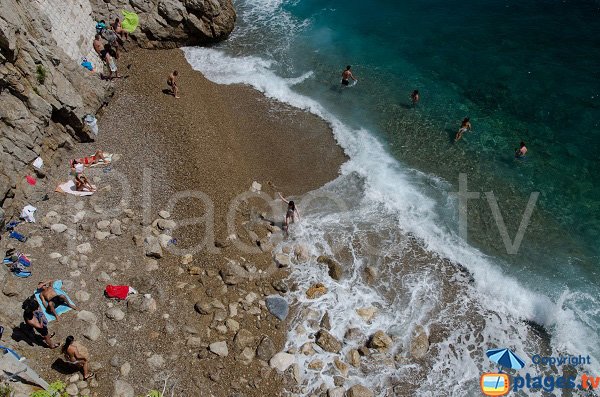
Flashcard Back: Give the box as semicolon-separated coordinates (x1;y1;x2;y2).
269;352;295;372
96;220;110;231
106;307;125;321
356;307;378;322
181;254;193;265
76;243;92;254
358;346;371;357
315;330;342;353
219;264;240;285
51;223;68;233
156;218;176;231
328;387;345;397
320;311;332;330
145;259;159;272
186;337;204;348
110;219;123;235
27;236;43;248
144;236;163;258
265;295;289;321
65;383;78;396
300;342;316;356
334;358;349;377
127;295;157;313
77;310;97;324
238;347;255;364
344;327;365;342
209;341;229;357
120;362;131;377
274;253;292;268
113;380;134;397
271;280;288;293
72;211;86;224
95;230;110;240
226;318;240;333
158;210;170;219
256;336;276;361
75;291;90;302
367;330;393;350
108;338;117;347
317;255;344;281
250;181;262;192
49;252;62;259
347;349;361;367
410;325;429;359
233;329;255;351
147;354;165;369
346;384;374;397
306;283;328;299
2;278;20;297
194;301;212;315
97;271;111;282
83;324;101;341
308;360;324;370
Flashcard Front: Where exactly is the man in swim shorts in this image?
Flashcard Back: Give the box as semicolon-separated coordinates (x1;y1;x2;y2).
341;65;358;86
167;70;180;98
38;280;78;321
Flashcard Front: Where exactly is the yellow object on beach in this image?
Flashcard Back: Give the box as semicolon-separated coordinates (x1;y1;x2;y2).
121;10;139;33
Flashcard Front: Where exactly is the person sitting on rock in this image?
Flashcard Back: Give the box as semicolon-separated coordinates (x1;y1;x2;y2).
63;336;94;380
112;17;128;41
71;160;96;192
23;304;59;349
37;280;78;321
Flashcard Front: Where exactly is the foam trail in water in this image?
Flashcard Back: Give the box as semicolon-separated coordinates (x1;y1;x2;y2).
182;47;600;393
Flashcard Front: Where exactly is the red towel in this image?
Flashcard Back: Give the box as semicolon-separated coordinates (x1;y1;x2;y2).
26;176;36;186
105;285;129;300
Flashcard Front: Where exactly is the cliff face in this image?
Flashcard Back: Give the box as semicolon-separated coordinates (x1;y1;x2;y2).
91;0;236;48
0;0;235;224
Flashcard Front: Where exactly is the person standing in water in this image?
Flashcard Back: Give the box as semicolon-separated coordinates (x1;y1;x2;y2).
278;193;300;235
167;70;180;98
515;141;527;158
410;90;420;106
455;117;472;141
341;65;358;86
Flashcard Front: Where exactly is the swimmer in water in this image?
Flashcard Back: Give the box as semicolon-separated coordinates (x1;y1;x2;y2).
515;141;527;158
455;117;472;141
410;90;420;106
341;65;358;86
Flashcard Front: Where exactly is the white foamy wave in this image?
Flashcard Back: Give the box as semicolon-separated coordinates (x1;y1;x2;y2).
182;47;600;393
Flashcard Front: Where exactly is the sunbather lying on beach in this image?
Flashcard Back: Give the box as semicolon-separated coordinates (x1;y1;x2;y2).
71;160;96;192
37;279;78;321
70;150;109;167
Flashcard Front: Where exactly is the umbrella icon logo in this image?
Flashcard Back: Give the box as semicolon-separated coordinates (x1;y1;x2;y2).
486;348;526;370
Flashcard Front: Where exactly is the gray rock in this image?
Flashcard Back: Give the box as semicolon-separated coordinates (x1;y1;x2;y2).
269;352;295;372
51;223;68;233
96;220;110;231
233;329;255;351
83;324;101;341
97;271;111;282
158;210;170;219
209;341;228;357
147;354;165;369
65;383;78;396
120;362;131;377
76;243;92;254
156;218;176;231
27;236;43;248
77;310;97;324
315;330;342;353
75;290;90;302
2;278;20;297
144;236;163;258
346;385;374;397
272;280;289;293
328;387;345;397
110;219;122;235
112;380;134;397
95;230;111;240
127;295;157;313
106;307;125;321
265;295;289;321
256;336;276;361
274;253;292;268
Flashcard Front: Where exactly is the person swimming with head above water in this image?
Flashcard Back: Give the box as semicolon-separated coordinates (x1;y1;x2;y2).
341;65;358;86
455;117;472;142
515;141;527;158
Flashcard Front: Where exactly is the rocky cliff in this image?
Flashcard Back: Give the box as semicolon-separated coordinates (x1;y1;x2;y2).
0;0;236;225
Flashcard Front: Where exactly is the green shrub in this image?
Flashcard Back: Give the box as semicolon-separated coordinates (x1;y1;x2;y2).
0;383;13;397
35;65;47;84
30;381;67;397
138;391;162;397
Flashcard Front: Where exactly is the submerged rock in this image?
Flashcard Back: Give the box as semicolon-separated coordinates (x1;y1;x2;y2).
306;283;328;299
317;255;344;280
367;330;393;350
315;329;342;353
410;325;429;359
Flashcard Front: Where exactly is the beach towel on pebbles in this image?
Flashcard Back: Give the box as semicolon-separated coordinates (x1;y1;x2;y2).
55;181;95;196
34;280;75;322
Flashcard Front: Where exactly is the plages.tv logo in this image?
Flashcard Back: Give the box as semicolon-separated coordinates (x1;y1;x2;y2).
481;348;526;396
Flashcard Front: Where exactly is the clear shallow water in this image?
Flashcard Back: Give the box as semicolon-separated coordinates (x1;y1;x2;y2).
184;0;600;394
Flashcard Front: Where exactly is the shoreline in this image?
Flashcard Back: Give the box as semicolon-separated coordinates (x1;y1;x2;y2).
0;47;346;396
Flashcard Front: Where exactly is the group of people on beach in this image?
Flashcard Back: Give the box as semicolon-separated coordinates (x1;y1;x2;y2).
93;18;129;79
70;150;110;192
341;66;528;156
21;280;93;380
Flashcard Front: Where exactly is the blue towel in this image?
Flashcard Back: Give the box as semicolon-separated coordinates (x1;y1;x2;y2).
14;270;31;278
0;345;21;360
34;280;75;322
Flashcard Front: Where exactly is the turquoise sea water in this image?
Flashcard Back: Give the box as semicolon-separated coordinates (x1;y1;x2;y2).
185;0;600;393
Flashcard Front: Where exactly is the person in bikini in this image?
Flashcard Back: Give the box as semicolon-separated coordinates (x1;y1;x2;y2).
515;141;528;158
341;65;358;86
278;193;300;235
63;336;94;380
38;280;78;321
71;160;96;192
455;117;472;141
71;150;109;167
167;70;180;98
